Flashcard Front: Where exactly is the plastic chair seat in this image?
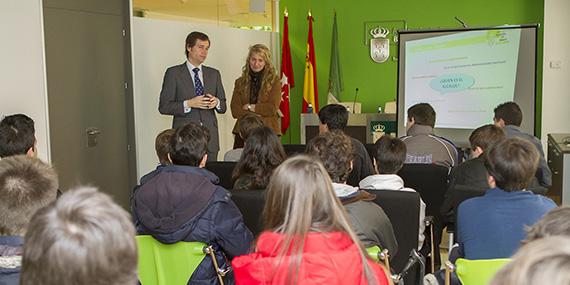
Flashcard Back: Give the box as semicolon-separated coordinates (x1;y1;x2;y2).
455;258;511;285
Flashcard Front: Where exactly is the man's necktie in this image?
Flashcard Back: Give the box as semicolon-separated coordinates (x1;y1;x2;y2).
192;67;204;96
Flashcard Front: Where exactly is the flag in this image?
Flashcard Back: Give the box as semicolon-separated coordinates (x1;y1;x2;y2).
280;10;294;134
327;12;342;104
302;11;319;113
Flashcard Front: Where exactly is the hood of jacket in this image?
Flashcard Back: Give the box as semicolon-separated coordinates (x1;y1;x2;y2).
132;165;223;242
359;174;406;190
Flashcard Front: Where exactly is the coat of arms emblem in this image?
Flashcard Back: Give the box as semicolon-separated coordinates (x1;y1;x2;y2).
370;27;390;63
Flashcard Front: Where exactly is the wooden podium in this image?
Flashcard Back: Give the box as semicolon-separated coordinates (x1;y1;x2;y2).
300;113;397;144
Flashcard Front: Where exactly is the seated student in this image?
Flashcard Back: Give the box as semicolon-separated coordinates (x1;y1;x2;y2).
139;129;175;184
522;206;570;244
490;236;570;285
232;126;286;190
0;114;36;158
224;114;264;162
318;104;374;186
307;131;397;255
456;137;556;260
401;103;458;168
0;156;58;285
132;122;253;285
440;124;505;221
232;155;391;285
494;101;551;191
20;187;137;285
359;135;426;250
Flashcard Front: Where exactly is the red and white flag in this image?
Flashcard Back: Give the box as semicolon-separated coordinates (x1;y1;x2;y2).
280;10;295;134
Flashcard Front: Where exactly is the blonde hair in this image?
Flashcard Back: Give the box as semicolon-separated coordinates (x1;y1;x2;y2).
241;44;278;98
263;155;380;284
490;236;570;285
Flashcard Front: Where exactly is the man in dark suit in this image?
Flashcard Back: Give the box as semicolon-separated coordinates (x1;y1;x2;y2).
159;31;227;161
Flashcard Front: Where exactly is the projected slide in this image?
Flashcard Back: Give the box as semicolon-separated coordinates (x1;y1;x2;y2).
404;29;521;129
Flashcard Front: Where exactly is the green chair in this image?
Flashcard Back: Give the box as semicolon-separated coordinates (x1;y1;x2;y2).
366;246;390;271
444;258;511;285
136;235;226;285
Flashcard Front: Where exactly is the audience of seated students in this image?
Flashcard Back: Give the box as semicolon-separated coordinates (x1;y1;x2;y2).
401;103;458;168
139;128;175;184
231;155;391;285
306;132;397;255
493;101;551;192
490;236;570;285
440;124;505;221
20;187;137;285
224;113;264;161
359;135;426;250
0;156;58;285
132;122;252;284
232;126;286;190
0;114;37;158
456;137;556;260
318;104;374;186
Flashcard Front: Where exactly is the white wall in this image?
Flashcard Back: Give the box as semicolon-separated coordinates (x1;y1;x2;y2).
132;17;274;179
0;0;50;162
542;0;570;145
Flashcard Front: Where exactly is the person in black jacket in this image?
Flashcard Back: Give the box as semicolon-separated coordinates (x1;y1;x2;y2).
133;122;253;285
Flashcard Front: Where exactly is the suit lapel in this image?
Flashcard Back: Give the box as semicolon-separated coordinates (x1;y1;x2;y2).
178;63;196;98
202;66;213;92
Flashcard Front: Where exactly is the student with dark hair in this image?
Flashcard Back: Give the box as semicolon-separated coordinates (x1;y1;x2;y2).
232;156;390;285
133;122;253;285
20;187;137;285
159;31;227;161
359;135;426;250
440;125;506;221
401;103;458;168
494;101;551;189
318;104;374;186
232;126;286;190
456;137;556;260
307;131;397;255
0;155;58;285
0;114;36;158
224;113;264;162
154;128;175;165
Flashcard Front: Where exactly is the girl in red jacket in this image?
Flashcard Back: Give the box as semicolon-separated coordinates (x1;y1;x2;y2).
232;155;391;285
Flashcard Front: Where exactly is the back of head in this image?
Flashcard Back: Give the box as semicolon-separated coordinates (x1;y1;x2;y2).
237;113;264;140
306;131;353;183
170;122;210;166
469;124;506;152
318;104;348;131
490;236;570;285
485;137;538;191
407;103;436;127
524;206;570;244
494;101;523;127
233;126;286;189
373;135;407;174
262;155;378;284
20;187;137;285
155;129;175;165
0;114;35;158
0;155;57;236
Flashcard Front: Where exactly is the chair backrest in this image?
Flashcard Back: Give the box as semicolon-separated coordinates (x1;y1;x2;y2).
282;144;306;157
398;164;449;218
136;235;207;285
205;162;237;189
367;190;420;273
230;189;267;237
455;258;511;285
446;185;487;233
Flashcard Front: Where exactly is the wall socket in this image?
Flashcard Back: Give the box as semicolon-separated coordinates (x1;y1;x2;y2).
550;60;562;69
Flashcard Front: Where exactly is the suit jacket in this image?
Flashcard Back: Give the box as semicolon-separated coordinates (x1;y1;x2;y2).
158;63;227;152
230;76;281;135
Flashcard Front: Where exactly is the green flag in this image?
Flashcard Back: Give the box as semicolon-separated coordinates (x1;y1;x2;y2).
327;12;343;104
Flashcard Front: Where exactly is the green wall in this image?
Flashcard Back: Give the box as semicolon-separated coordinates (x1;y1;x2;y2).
280;0;544;143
